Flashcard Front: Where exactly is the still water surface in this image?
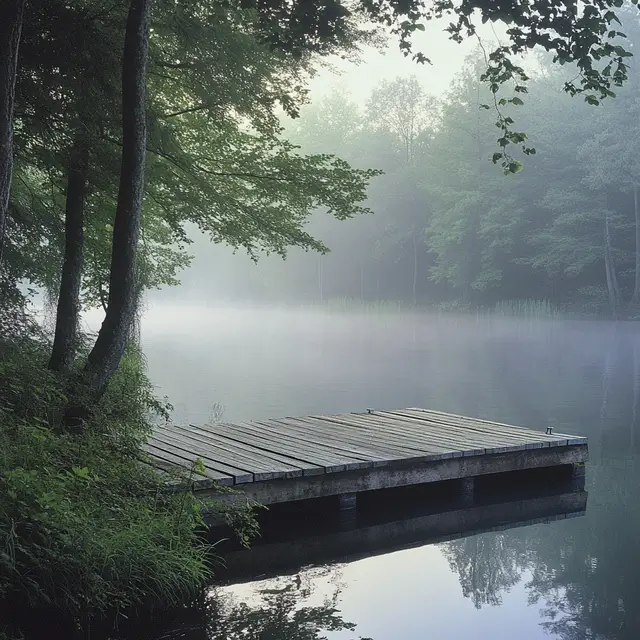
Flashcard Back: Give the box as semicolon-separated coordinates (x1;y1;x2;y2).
137;304;640;639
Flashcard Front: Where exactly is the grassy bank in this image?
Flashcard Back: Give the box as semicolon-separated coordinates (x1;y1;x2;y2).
0;323;256;637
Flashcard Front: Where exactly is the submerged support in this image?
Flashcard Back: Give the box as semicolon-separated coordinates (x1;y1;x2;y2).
338;492;357;510
571;463;586;479
459;477;475;507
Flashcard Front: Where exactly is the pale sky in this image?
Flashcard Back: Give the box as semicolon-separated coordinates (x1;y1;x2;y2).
306;18;513;104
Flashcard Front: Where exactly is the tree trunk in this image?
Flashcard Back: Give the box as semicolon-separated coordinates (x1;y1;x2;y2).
604;237;617;320
77;0;152;404
604;207;619;320
49;146;88;371
632;340;639;451
412;232;417;306
318;255;324;302
600;327;616;424
0;0;25;269
632;185;640;305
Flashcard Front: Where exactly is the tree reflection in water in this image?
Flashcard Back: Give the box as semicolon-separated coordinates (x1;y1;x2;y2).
204;569;372;640
440;332;640;639
441;532;532;610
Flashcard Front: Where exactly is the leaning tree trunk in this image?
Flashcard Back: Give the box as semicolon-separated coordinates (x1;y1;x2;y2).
0;0;26;270
49;146;88;371
632;185;640;305
75;0;152;408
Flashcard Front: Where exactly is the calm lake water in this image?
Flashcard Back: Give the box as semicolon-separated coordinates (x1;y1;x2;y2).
135;304;640;639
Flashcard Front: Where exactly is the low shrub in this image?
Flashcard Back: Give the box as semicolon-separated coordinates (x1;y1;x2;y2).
0;329;257;632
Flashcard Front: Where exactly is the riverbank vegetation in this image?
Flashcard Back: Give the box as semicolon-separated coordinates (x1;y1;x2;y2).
297;296;562;320
1;0;638;635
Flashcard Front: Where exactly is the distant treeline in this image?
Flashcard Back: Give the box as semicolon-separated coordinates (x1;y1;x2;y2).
174;9;640;319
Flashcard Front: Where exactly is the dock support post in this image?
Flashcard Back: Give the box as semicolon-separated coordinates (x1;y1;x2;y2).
459;477;475;507
571;463;586;479
338;492;357;511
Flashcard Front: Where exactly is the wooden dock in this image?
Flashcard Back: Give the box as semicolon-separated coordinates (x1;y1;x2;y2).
147;408;588;506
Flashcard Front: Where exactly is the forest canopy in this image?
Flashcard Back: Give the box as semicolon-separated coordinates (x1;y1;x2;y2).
171;6;640;320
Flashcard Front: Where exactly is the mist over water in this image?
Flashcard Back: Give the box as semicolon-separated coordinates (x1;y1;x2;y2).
141;303;615;428
137;302;640;639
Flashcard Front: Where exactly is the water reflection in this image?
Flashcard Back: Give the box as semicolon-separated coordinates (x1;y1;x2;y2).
111;570;369;640
139;308;640;639
105;480;587;640
442;534;531;610
206;571;371;640
218;480;587;582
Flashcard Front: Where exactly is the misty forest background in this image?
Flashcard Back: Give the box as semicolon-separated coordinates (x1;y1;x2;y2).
156;14;640;320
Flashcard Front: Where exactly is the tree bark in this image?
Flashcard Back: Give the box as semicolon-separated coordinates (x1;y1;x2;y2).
0;0;25;270
604;206;619;320
49;146;88;371
600;327;616;424
412;231;417;306
318;255;324;302
632;340;639;450
632;185;640;304
77;0;152;403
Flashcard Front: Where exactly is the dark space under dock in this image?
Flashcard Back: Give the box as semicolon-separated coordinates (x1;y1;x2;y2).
147;408;588;507
218;481;588;582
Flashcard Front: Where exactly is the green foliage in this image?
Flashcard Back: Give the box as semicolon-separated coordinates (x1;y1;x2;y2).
242;21;640;318
6;0;639;309
0;331;256;622
7;0;379;308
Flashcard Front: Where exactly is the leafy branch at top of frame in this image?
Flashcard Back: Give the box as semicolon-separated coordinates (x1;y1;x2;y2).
359;0;636;173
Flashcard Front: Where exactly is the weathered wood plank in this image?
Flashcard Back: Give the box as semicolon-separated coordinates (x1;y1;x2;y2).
158;429;302;475
210;444;589;505
276;416;443;459
304;416;462;460
154;424;305;481
377;410;558;449
381;409;553;442
353;412;530;454
287;416;457;465
259;417;405;460
334;413;491;456
298;414;455;456
320;412;490;455
147;407;588;503
179;424;323;476
192;425;326;477
251;418;404;466
139;456;214;489
212;420;372;473
148;434;253;483
402;408;569;443
144;443;235;485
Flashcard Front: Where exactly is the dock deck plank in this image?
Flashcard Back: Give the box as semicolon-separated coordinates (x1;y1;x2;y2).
147;408;588;502
206;420;373;473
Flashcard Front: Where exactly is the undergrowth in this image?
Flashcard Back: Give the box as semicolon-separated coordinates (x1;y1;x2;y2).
0;317;258;635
